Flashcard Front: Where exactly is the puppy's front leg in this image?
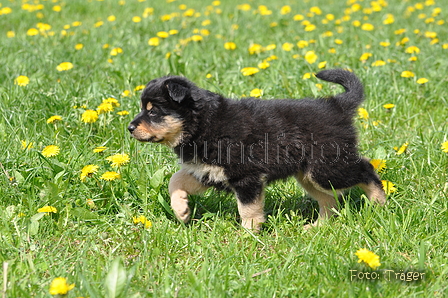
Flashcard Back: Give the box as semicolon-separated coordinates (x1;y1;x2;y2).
232;179;266;232
168;169;208;223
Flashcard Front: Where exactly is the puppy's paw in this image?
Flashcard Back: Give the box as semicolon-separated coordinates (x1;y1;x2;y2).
241;216;265;233
170;190;191;223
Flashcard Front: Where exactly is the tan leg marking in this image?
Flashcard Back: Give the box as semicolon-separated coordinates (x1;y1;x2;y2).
358;182;386;205
296;172;340;228
168;169;208;223
236;192;266;232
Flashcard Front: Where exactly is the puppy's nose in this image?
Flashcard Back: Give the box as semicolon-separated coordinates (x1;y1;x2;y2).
128;124;136;133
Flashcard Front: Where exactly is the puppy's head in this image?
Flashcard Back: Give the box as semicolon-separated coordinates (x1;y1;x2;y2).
128;76;197;147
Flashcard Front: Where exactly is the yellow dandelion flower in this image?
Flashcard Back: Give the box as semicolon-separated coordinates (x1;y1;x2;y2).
382;180;397;195
318;61;327;69
383;13;395;24
132;16;142;23
383;103;395;109
38;206;57;213
93;146;107;153
134;85;145;91
401;71;415;78
97;102;114;114
355;248;381;270
191;35;203;41
258;61;270;69
359;53;372;62
394;28;406;35
27;28;39;36
100;171;121;181
41;145;60;157
110;47;123;56
1;7;13;15
106;153;130;167
282;42;294;51
361;23;374;31
148;37;160;46
103;97;120;107
47;115;62;124
14;75;30;87
310;6;322;15
304;51;318;64
81;110;99;123
49;277;74;295
441;141;448;153
241;67;259;76
237;4;251;11
370;159;387;172
417;78;428;84
408;56;418;62
133;215;152;229
121;90;131;97
75;43;83;50
224;42;236;50
56;62;74;71
250;88;263;98
21;140;34;150
371;60;386;67
405;46;420;54
80;164;99;181
395;142;409;155
7;31;15;38
248;43;263;55
157;31;169;38
297;40;309;48
277;4;290;15
293;14;304;21
302;73;312;80
94;21;104;28
169;29;179;35
358;108;369;120
117;110;129;116
304;24;316;32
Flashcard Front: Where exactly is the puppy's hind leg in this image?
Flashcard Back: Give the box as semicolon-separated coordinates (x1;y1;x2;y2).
296;172;340;228
169;169;208;223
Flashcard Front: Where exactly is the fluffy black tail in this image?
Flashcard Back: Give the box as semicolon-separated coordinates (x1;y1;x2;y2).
315;69;364;113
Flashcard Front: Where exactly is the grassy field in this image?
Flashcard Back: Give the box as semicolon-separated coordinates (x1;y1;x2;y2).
1;0;447;297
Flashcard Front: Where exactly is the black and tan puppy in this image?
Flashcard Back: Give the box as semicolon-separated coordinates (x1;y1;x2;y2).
128;69;386;231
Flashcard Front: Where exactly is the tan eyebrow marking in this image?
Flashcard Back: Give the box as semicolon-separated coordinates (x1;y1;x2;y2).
146;102;153;110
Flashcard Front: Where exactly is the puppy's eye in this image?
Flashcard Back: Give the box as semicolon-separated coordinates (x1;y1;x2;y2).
148;110;156;116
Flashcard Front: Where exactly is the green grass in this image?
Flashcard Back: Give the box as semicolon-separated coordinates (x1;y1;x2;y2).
1;0;447;297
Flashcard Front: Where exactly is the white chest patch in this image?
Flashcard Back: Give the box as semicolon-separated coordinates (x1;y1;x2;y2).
182;163;228;184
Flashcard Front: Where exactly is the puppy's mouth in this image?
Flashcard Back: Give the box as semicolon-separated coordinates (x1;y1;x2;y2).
130;134;163;143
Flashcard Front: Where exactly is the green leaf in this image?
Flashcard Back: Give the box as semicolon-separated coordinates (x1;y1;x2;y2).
28;220;40;236
157;193;174;217
70;207;99;220
104;258;127;298
150;168;165;189
30;212;46;222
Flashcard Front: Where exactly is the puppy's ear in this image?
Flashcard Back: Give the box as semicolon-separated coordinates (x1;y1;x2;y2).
166;81;189;103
